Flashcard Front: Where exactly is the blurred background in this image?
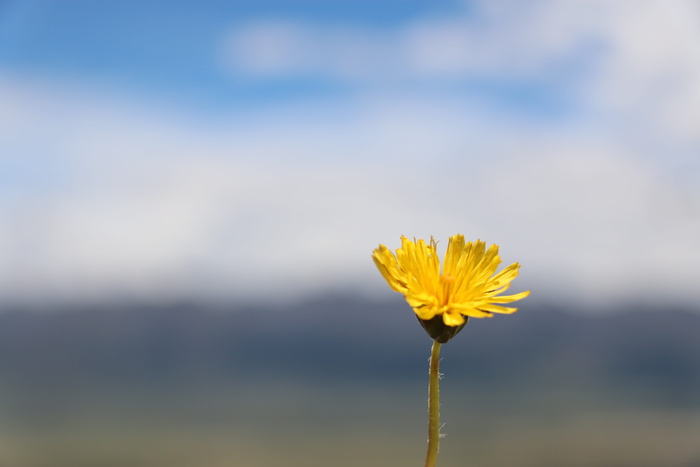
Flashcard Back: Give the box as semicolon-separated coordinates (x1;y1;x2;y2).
1;1;700;466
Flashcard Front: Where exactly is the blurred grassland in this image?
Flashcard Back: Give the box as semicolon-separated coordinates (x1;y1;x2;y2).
1;381;700;467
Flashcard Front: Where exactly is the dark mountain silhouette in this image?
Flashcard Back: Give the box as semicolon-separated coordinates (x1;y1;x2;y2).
0;295;698;407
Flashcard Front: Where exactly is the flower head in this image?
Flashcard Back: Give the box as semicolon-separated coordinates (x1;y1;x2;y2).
372;234;529;342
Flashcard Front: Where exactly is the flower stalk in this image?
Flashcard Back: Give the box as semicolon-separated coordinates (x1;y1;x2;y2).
425;340;442;467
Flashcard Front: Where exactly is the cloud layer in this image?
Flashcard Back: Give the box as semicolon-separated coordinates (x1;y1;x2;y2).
1;1;699;306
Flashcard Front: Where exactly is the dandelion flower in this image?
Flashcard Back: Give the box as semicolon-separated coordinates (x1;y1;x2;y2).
372;234;529;342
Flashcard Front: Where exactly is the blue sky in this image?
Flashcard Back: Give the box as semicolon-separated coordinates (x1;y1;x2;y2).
1;0;700;306
0;0;576;119
1;1;470;110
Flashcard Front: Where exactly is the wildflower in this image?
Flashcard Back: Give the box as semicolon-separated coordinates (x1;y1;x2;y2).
372;234;529;342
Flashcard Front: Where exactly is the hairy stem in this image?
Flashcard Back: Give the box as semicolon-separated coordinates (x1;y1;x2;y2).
424;340;442;467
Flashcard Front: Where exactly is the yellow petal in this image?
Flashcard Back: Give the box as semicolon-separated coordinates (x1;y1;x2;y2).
487;290;531;303
488;263;520;287
442;310;466;326
372;246;407;293
478;304;519;314
443;234;465;276
412;304;437;320
451;306;494;319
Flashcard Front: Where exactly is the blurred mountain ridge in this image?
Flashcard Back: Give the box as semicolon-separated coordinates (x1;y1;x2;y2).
1;295;699;408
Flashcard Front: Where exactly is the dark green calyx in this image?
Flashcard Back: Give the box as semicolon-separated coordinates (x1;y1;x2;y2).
417;315;468;343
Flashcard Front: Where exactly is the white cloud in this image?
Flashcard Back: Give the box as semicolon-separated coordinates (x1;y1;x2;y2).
589;0;700;144
221;2;602;80
221;0;700;147
2;72;699;307
222;20;400;81
3;0;700;306
473;143;700;304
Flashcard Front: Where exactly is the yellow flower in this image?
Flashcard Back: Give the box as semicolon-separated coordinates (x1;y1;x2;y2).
372;234;529;342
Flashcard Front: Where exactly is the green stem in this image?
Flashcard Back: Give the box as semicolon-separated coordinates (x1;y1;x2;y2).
424;340;442;467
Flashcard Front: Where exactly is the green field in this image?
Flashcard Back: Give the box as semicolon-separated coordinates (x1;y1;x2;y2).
2;380;699;467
